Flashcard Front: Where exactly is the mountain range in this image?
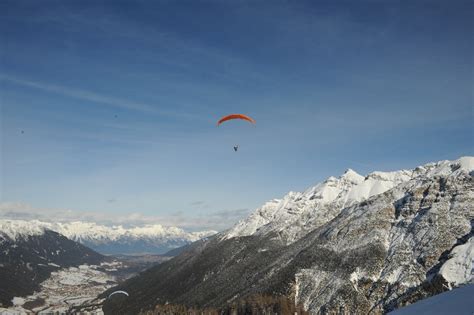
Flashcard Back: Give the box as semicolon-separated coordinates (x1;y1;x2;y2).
102;157;474;314
0;220;216;255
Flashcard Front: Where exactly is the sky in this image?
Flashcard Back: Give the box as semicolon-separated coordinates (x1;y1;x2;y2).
0;0;473;231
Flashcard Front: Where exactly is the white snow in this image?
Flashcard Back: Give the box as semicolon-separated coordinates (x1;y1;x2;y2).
47;263;60;268
341;168;365;183
439;238;474;287
389;284;474;315
0;220;46;240
416;156;474;178
11;297;25;306
384;266;405;284
349;267;379;289
458;156;474;171
0;309;28;315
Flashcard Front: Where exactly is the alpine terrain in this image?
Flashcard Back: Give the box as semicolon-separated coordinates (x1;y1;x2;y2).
103;157;474;314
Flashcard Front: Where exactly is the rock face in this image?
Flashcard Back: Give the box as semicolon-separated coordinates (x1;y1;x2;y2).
0;226;105;307
103;157;474;315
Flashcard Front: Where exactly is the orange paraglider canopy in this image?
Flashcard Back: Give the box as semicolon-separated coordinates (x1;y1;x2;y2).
217;114;256;126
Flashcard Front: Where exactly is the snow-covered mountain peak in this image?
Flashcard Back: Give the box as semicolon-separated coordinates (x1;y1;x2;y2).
420;156;474;177
223;157;473;243
0;219;46;241
340;168;364;183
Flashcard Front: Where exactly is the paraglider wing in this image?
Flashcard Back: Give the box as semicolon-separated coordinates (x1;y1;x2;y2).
108;290;129;299
217;114;256;126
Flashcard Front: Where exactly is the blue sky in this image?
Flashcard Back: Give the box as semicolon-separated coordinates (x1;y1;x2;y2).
1;0;472;231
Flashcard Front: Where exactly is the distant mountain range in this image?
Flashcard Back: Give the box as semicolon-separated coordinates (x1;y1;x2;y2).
103;157;474;314
0;220;216;255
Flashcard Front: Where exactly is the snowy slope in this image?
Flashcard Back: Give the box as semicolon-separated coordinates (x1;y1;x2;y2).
439;237;473;287
0;220;216;255
389;284;474;315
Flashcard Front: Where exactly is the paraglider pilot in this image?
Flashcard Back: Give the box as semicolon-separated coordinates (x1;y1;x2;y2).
216;114;255;153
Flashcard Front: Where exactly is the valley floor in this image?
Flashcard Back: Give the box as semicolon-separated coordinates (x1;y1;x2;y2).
0;261;122;314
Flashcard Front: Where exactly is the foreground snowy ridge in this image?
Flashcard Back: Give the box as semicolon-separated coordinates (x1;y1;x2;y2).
224;156;474;244
388;284;474;315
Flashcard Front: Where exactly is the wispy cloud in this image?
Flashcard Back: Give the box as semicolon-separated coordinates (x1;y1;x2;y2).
0;74;204;120
0;74;155;113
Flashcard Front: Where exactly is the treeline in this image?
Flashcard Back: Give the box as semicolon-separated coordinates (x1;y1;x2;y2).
141;294;309;315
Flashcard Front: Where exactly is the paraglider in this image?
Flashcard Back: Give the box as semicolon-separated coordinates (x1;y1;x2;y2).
108;290;129;299
217;114;255;151
217;114;256;126
103;290;129;313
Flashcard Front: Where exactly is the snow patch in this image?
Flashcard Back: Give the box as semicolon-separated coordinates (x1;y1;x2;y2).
11;297;25;306
440;238;474;286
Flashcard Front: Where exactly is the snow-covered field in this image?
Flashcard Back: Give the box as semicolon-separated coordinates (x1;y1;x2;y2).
0;262;123;314
389;284;474;315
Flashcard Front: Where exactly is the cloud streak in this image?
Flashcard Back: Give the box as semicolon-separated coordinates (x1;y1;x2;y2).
0;74;203;120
